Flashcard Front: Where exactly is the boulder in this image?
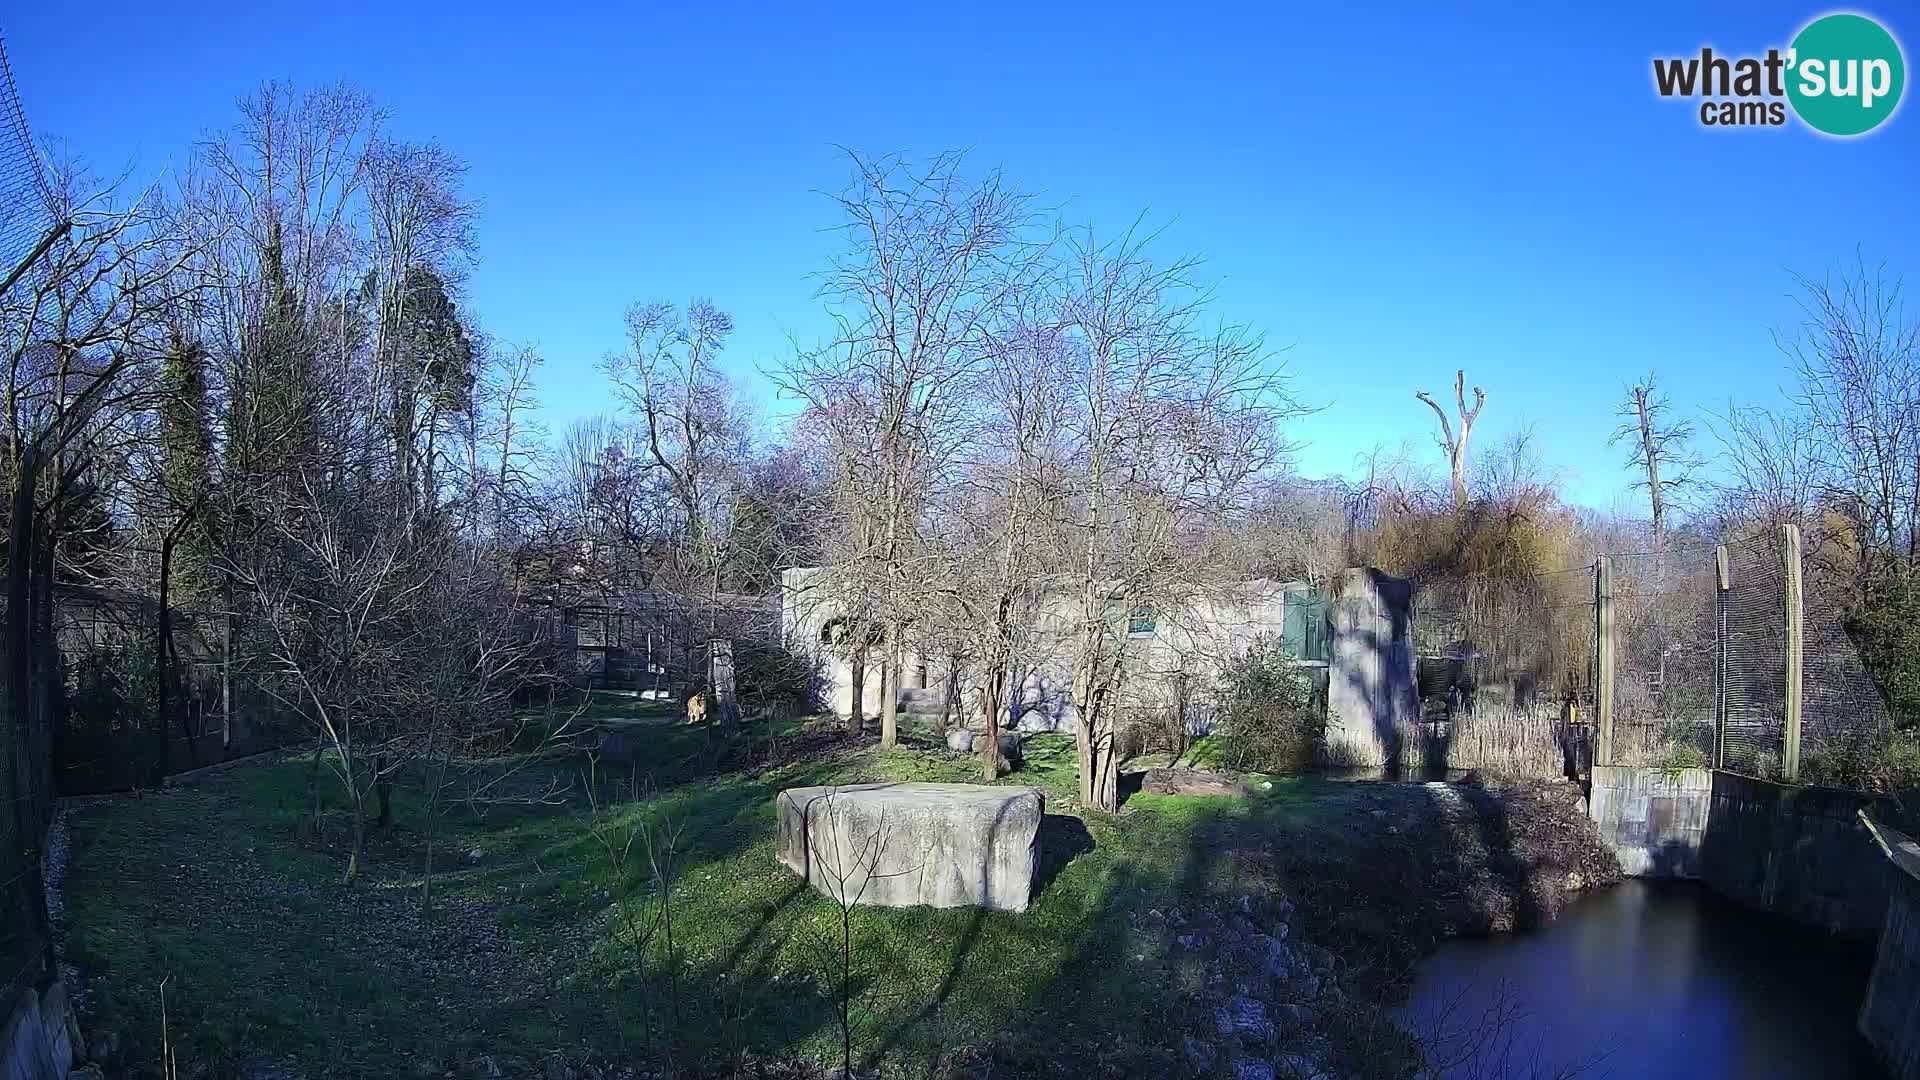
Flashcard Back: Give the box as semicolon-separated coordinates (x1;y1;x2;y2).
982;733;1021;767
1141;767;1253;798
945;729;976;753
1212;994;1274;1041
776;783;1044;912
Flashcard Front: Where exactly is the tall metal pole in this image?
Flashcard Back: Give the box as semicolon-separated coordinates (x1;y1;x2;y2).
1595;556;1615;768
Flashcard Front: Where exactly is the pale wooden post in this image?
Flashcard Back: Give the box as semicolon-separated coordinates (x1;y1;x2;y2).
1714;544;1729;770
1595;556;1615;767
1782;523;1804;782
220;604;233;751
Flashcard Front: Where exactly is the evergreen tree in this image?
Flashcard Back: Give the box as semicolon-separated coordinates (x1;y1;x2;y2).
158;327;214;597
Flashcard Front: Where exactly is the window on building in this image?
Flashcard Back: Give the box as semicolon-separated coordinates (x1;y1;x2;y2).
1126;606;1157;636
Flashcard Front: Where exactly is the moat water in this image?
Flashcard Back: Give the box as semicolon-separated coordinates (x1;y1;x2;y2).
1399;878;1886;1079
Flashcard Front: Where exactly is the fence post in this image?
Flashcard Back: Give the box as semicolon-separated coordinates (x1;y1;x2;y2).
1715;544;1729;770
1595;556;1614;767
1781;523;1804;783
220;601;233;751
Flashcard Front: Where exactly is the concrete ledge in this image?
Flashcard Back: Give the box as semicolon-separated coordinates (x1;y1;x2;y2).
1860;813;1920;1080
1700;770;1891;934
776;783;1043;913
1588;765;1711;878
1;980;78;1080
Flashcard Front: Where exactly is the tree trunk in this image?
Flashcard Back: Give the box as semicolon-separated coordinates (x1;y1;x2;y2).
880;633;900;750
1073;663;1096;807
344;799;366;885
220;594;233;751
308;729;325;832
374;753;393;830
421;741;446;914
848;646;866;736
933;665;956;738
7;450;37;820
981;666;1003;781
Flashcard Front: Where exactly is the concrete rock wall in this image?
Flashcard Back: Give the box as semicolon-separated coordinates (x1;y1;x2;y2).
1860;820;1920;1080
1587;765;1712;878
1589;766;1895;935
1325;569;1418;769
1;980;78;1080
779;567;1320;736
1698;771;1893;936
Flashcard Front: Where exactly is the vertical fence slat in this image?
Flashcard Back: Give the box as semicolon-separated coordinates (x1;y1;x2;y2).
1782;523;1804;783
1715;544;1729;769
1595;556;1614;767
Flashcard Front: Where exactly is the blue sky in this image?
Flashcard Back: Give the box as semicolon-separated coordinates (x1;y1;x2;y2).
6;2;1917;508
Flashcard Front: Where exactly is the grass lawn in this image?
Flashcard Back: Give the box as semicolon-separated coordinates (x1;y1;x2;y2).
61;697;1600;1079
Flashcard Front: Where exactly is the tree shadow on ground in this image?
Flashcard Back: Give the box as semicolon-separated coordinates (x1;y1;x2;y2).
1034;813;1095;898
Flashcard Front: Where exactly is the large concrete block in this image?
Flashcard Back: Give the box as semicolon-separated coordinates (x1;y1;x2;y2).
1326;568;1418;768
1588;765;1711;878
776;783;1043;913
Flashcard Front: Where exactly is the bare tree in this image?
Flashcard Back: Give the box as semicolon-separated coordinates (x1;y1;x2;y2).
1053;224;1300;811
1416;370;1486;509
1610;374;1698;541
934;309;1071;778
779;151;1045;750
602;300;760;725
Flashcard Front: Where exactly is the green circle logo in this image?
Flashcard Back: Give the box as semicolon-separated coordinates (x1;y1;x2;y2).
1787;13;1906;136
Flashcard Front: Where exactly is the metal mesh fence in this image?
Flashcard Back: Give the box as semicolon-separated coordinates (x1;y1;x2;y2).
1801;561;1893;787
1610;544;1720;766
1406;565;1593;778
1721;531;1788;777
52;586;253;793
0;35;52;272
1;30;63;1010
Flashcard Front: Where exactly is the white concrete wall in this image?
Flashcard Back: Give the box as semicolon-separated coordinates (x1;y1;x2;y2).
780;568;1315;733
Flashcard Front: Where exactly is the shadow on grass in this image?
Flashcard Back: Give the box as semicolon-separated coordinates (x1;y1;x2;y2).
66;709;1595;1080
1034;814;1095;899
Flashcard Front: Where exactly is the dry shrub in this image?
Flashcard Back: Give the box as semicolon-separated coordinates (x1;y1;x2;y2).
1392;702;1574;779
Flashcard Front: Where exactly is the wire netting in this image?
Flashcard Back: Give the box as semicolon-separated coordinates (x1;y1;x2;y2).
0;36;51;273
1610;544;1720;766
0;30;62;1009
1721;531;1788;777
1801;560;1893;787
52;586;255;793
1406;565;1593;778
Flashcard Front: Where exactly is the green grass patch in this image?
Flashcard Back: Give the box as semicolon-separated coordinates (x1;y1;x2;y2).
63;714;1460;1078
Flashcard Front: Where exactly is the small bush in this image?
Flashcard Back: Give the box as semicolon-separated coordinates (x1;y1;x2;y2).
734;638;821;717
61;640;164;789
1656;742;1707;781
1850;571;1920;728
1214;633;1321;773
1879;730;1920;797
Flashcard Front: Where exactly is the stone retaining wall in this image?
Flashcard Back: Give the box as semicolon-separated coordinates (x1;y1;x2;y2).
1587;765;1712;878
1589;767;1893;934
1859;816;1920;1080
1;980;78;1080
1698;771;1892;935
